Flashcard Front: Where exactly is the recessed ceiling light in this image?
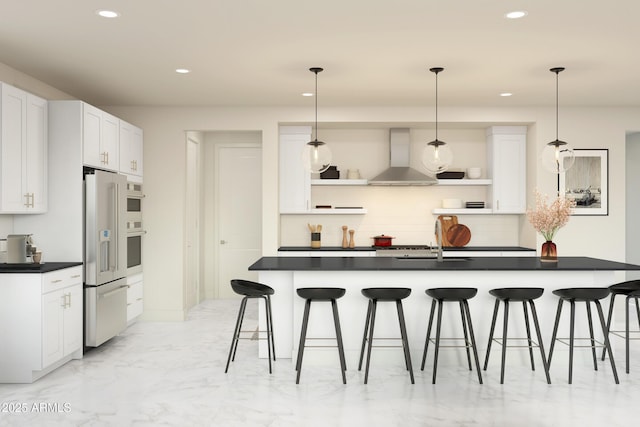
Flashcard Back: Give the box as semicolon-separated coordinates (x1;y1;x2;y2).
505;10;527;19
176;68;191;74
500;92;513;97
301;92;314;97
96;10;120;18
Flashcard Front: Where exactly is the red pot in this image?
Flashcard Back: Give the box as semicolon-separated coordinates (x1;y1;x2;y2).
372;235;395;247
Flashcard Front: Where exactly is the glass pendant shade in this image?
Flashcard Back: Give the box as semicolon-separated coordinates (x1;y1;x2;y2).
422;141;453;174
302;140;332;173
541;140;575;174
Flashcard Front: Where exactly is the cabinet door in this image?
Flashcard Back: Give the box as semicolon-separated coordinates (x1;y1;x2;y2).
101;112;119;171
83;103;102;168
487;128;526;214
279;128;312;213
63;284;83;356
119;120;143;177
42;289;64;368
25;93;48;212
0;83;28;212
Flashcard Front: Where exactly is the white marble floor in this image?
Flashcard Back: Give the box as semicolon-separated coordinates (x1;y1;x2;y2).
1;298;639;427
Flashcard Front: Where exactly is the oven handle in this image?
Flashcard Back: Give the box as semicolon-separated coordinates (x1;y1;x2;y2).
127;230;147;237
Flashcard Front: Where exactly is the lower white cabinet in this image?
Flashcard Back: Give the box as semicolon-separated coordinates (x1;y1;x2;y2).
127;273;144;322
0;265;83;383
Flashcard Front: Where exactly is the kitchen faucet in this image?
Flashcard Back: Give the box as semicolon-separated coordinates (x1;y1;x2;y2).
431;218;444;262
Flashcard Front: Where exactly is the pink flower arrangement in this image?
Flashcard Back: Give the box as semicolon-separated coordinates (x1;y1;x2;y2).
526;191;576;241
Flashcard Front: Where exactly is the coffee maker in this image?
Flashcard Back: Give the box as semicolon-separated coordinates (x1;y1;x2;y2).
6;234;37;264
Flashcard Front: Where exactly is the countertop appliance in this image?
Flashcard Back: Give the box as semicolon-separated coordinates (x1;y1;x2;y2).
6;234;37;264
84;169;128;347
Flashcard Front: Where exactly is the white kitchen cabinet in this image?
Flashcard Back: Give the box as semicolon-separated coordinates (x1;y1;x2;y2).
127;272;144;322
119;120;143;177
0;265;83;383
0;82;48;213
83;102;119;171
280;126;312;213
486;126;527;214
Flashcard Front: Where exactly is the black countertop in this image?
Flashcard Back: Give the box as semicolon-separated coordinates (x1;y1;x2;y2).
0;262;82;274
278;246;535;252
250;256;640;271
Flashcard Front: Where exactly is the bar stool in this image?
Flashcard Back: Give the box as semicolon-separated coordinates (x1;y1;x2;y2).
483;288;551;384
295;288;347;384
548;287;619;384
420;287;483;384
600;280;640;373
358;288;414;384
225;279;275;374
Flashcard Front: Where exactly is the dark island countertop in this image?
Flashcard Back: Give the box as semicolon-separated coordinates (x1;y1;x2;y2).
0;262;82;274
250;256;640;271
278;246;535;252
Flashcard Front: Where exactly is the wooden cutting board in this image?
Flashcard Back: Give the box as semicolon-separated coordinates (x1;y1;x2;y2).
447;224;471;247
437;215;458;247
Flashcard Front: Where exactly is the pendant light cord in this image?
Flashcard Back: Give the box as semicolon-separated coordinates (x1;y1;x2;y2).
555;70;559;141
435;71;439;141
315;70;318;141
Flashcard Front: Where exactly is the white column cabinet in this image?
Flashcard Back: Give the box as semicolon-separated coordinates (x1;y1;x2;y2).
82;103;119;171
119;120;144;177
487;126;527;214
0;82;48;213
279;126;312;213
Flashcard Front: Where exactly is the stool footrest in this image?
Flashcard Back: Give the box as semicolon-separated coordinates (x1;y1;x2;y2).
555;337;606;348
491;337;540;349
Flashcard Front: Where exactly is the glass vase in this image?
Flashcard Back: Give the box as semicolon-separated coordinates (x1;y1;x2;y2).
541;240;558;262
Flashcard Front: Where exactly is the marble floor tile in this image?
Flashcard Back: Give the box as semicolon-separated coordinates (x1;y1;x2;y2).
1;298;639;426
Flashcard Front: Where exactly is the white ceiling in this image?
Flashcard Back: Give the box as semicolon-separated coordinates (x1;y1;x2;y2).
2;0;639;108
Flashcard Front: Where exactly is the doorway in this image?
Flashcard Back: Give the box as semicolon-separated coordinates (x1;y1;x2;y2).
626;132;640;280
185;133;202;311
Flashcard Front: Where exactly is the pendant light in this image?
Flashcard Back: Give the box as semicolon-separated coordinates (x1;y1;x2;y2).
541;67;575;174
422;67;453;175
302;67;332;173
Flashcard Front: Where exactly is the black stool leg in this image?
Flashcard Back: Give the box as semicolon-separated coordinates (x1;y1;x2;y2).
568;300;575;384
266;295;276;362
225;296;248;373
595;300;619;384
635;296;640;330
483;298;500;370
396;299;415;384
261;296;272;374
528;300;551;384
459;301;473;370
358;299;373;371
585;302;598;371
295;299;312;384
626;295;631;374
523;300;535;371
331;298;347;384
421;299;437;370
363;299;377;384
601;293;616;361
548;298;564;367
432;299;444;384
462;299;483;384
500;300;509;384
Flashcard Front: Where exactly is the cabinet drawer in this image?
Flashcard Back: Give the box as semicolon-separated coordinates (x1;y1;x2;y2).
42;266;83;294
127;280;143;303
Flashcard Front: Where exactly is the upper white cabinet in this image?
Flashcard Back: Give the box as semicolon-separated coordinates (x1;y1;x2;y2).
83;103;119;171
280;126;312;213
0;82;48;213
486;126;527;214
119;120;143;177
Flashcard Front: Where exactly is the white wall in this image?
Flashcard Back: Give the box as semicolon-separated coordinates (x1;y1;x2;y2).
626;132;640;280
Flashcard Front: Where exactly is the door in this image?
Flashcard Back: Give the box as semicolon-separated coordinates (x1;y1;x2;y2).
1;83;27;212
216;145;262;298
185;137;200;310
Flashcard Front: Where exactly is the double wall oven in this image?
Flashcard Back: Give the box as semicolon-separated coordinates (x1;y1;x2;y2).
126;181;145;275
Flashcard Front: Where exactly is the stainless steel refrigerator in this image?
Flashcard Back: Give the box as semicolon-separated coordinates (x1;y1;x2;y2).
84;169;128;347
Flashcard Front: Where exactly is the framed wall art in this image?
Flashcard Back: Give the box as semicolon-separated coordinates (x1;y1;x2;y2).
558;149;609;215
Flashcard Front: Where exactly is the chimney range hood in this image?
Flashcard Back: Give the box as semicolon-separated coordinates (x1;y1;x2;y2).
368;128;438;186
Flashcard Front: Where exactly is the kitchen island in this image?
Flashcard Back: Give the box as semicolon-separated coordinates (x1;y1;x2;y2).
249;256;640;368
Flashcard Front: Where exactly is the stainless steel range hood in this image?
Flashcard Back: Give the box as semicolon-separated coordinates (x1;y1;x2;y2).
368;128;438;185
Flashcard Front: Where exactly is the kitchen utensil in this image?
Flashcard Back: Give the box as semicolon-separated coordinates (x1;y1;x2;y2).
442;199;463;209
446;224;471;247
372;235;395;247
311;232;321;248
342;226;348;248
349;230;355;248
436;215;458;247
467;167;482;179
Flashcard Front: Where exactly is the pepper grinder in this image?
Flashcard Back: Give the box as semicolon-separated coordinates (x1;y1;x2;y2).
342;226;348;248
348;229;355;248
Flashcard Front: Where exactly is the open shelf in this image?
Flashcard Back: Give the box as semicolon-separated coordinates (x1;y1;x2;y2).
432;208;493;215
436;179;492;186
311;179;368;186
